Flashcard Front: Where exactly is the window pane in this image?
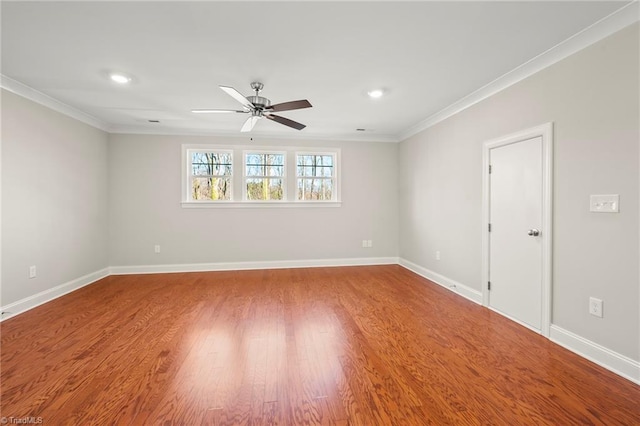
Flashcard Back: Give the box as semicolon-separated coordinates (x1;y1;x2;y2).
296;154;334;178
267;154;284;165
320;155;333;166
297;178;333;200
246;178;283;200
192;164;211;176
320;165;333;177
191;152;232;176
192;177;231;201
246;178;264;200
268;178;284;200
269;165;284;177
297;155;313;167
246;154;262;165
245;153;284;177
246;165;263;177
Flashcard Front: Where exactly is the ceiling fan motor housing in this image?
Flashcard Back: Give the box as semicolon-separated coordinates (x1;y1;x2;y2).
247;95;271;110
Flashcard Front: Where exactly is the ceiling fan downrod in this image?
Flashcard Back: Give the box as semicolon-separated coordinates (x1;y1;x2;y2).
247;82;271;110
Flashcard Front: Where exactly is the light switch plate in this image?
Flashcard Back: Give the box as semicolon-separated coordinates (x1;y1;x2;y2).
590;194;619;213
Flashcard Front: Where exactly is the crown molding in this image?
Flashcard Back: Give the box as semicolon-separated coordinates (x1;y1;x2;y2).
397;1;640;142
1;74;111;132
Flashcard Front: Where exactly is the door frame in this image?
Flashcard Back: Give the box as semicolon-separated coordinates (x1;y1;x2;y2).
481;123;553;337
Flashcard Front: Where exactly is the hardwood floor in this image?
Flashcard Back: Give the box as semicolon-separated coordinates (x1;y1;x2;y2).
1;265;639;425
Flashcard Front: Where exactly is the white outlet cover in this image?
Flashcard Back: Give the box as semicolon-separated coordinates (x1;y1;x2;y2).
590;194;619;213
589;297;603;318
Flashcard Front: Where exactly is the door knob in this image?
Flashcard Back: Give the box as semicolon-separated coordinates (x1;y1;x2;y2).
527;229;540;236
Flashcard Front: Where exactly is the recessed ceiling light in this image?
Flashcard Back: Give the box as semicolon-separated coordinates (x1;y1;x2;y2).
109;73;131;84
367;89;384;99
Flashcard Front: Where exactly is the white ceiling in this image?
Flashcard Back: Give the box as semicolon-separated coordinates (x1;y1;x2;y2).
1;1;634;142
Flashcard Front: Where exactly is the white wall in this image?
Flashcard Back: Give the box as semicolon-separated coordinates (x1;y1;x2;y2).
1;90;109;306
108;134;398;267
399;24;639;361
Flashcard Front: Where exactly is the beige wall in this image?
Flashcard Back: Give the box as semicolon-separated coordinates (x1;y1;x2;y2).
399;24;639;360
108;134;398;267
1;90;110;305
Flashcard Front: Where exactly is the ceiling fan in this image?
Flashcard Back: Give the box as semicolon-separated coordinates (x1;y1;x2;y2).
192;82;312;132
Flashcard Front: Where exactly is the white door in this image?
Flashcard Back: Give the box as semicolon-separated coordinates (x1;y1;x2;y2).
488;136;543;330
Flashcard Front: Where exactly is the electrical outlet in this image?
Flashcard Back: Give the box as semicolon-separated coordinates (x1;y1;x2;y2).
589;297;603;318
154;245;161;253
436;251;441;261
29;265;37;279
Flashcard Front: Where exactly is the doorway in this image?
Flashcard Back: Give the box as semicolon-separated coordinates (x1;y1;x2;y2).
481;123;553;336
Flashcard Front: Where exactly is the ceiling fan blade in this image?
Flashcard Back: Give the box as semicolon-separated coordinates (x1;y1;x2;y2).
191;109;247;114
220;85;254;110
267;99;312;112
266;114;306;130
241;115;260;132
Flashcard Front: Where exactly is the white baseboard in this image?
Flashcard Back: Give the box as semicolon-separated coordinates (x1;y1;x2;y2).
109;256;400;275
0;268;110;322
550;325;640;385
398;258;482;304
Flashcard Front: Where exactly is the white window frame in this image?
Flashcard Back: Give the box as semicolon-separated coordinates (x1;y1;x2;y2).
183;146;234;203
295;151;340;202
242;150;287;202
181;144;341;208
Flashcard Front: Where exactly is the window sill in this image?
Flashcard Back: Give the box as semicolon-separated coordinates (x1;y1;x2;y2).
181;201;342;209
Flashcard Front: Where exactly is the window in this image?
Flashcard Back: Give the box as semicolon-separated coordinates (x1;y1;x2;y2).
244;152;285;201
182;144;340;207
187;150;233;201
296;153;336;201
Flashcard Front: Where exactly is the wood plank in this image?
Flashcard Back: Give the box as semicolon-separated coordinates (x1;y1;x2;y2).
1;266;638;424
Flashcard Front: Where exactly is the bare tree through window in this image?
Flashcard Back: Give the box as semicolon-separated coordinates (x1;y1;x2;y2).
190;151;232;201
245;153;285;200
297;154;334;200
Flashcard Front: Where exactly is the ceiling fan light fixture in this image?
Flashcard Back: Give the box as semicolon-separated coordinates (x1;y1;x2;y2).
367;89;384;98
